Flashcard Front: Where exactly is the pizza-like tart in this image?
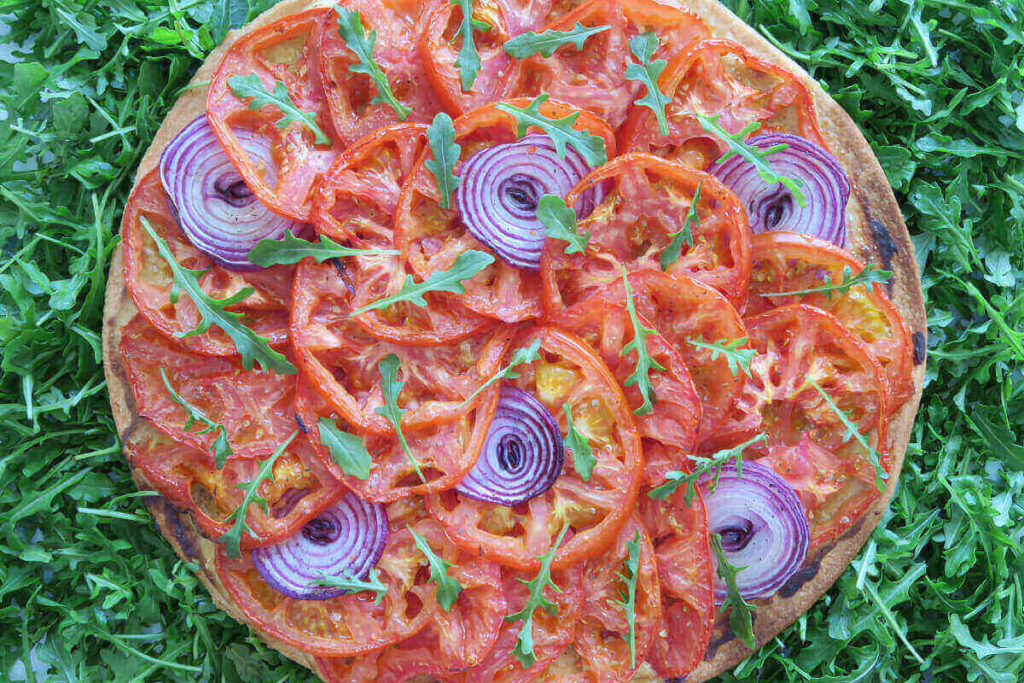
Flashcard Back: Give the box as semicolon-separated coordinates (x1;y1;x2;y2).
101;0;926;680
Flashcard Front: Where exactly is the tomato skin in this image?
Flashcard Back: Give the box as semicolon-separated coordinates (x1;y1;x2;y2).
207;9;338;220
315;628;450;683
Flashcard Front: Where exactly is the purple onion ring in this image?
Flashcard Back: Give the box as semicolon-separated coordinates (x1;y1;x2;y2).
160;115;305;270
711;133;850;246
699;460;810;602
456;385;564;506
252;493;388;601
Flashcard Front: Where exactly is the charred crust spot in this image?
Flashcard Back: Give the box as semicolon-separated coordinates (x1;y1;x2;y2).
912;330;927;365
295;411;310;434
869;218;898;272
704;630;733;660
841;513;868;540
145;496;200;560
330;257;356;295
778;542;834;598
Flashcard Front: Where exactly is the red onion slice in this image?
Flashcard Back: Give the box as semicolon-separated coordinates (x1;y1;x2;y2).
454;134;602;271
455;385;564;506
699;460;809;601
160;115;305;271
252;493;388;601
711;133;850;246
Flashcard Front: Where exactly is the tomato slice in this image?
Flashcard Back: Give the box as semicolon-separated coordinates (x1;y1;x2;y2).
497;0;591;34
541;154;751;312
746;231;914;412
121;169;292;356
395;99;616;323
576;516;662;683
620;38;827;169
119;316;297;459
638;486;714;680
427;327;642;570
315;628;449;683
216;498;505;657
509;0;709;129
207;8;338;220
317;1;443;146
550;299;701;486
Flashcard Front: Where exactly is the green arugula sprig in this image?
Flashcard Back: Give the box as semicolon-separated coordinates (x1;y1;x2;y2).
333;7;411;120
139;217;297;374
696;115;805;206
159;368;232;468
615;530;643;667
408;525;462;611
458;339;543;409
228;74;330;145
807;376;888;491
247;232;397;267
453;0;490;91
503;22;609;58
710;533;756;649
537;194;589;255
562;404;595;481
687;337;755;378
374;354;426;483
619;264;666;416
497;94;608;167
759;264;892;300
425;112;462;209
660;180;701;270
317;417;372;480
219;430;299;557
505;523;570;668
648;433;768;504
309;568;388;604
624;32;671;136
349;250;494;316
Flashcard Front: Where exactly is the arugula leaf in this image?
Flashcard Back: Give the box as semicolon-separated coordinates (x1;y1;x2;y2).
425;112;461;209
696;114;805;206
624;32;671;136
452;0;490;91
228;74;331;145
159;368;233;468
333;7;411;120
687;337;755;378
458;339;543;409
562;403;595;481
497;94;608;167
309;568;388;605
648;433;768;504
807;376;887;492
659;180;701;270
219;430;300;557
407;525;462;611
247;231;397;267
758;264;893;299
710;533;756;650
537;194;589;255
503;22;610;58
317;417;371;480
619;264;666;415
374;354;425;483
505;523;570;668
139;217;297;374
349;250;494;315
614;530;643;667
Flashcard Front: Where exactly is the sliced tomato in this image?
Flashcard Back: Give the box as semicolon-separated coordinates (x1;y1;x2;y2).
395;99;616;323
121;169;292;356
207;8;338;220
541;154;751;312
509;0;709;129
217;498;505;658
315;628;449;683
317;1;443;146
620;38;827;169
550;299;700;486
497;0;591;35
707;304;889;547
427;327;642;570
576;516;661;683
119;316;297;459
746;231;914;411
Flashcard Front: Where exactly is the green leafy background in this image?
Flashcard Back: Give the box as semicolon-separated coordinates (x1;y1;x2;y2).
0;0;1021;680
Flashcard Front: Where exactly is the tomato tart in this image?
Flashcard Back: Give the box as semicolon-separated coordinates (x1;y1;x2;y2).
102;0;926;680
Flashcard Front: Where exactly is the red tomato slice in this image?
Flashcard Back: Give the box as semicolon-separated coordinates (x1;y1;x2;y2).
576;516;662;683
395;99;616;323
620;38;827;169
550;298;701;486
207;8;338;220
746;231;914;412
121;169;292;356
427;327;642;570
541;154;751;312
119;315;297;459
317;0;444;145
315;628;449;683
497;0;591;34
